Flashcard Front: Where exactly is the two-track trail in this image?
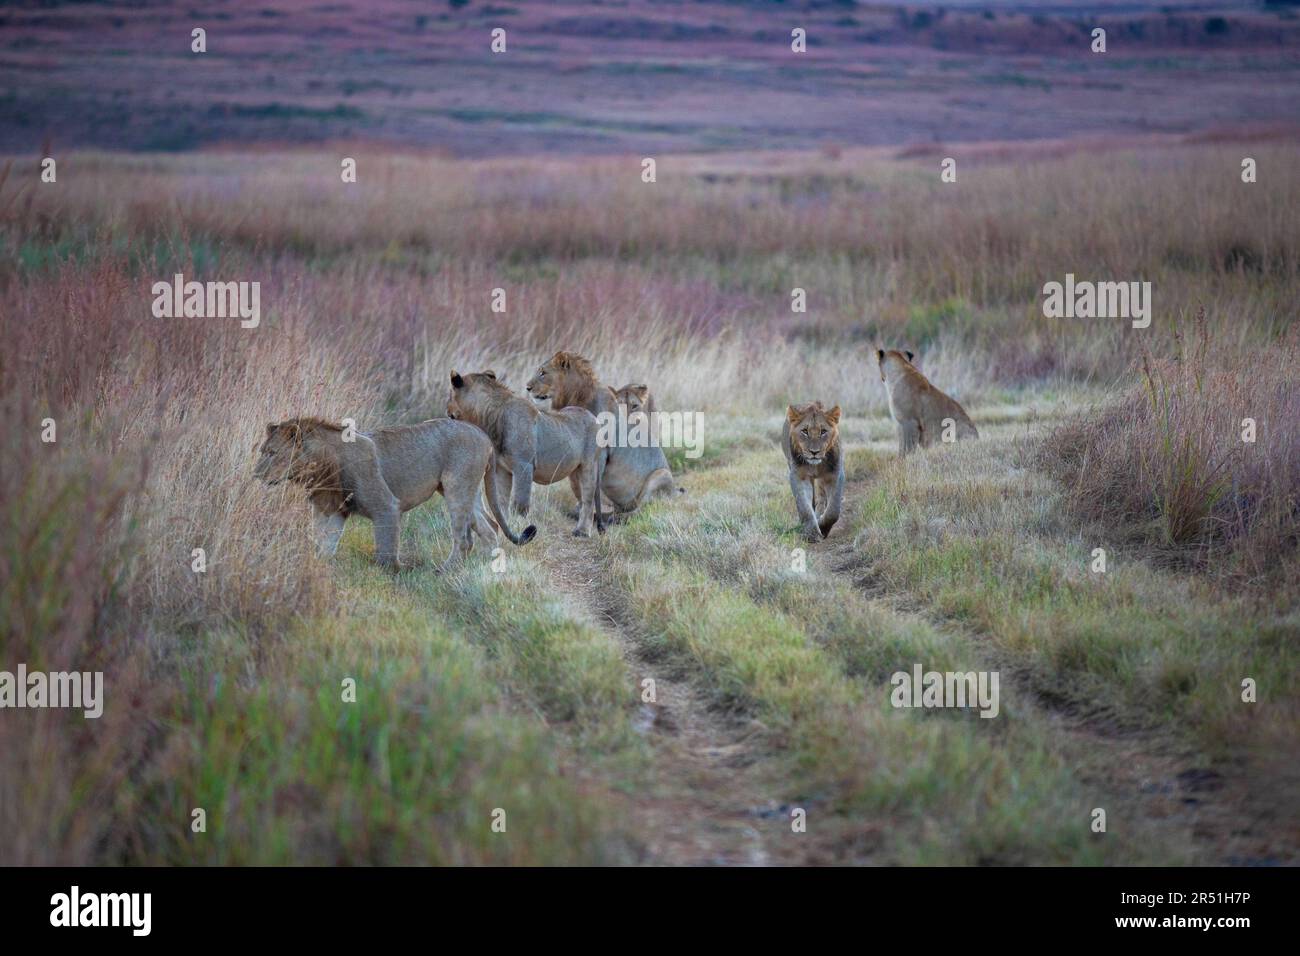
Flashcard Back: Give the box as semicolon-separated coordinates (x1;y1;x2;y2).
822;439;1295;866
537;531;820;865
523;405;1295;864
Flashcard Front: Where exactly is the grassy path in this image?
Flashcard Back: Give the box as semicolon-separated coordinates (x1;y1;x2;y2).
822;431;1282;865
538;536;800;865
827;405;1298;865
201;395;1293;865
837;408;1294;863
502;398;1296;864
503;414;1079;862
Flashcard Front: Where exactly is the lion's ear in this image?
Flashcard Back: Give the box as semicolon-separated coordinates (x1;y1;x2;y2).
553;352;570;370
483;370;497;379
877;349;885;362
826;405;842;425
450;371;464;389
905;350;915;363
266;422;278;437
786;404;803;424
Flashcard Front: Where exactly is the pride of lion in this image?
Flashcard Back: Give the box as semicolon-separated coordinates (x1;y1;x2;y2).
254;348;976;567
526;352;680;513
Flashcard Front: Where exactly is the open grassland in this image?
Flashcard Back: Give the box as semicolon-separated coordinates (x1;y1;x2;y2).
4;0;1298;154
1;137;1296;864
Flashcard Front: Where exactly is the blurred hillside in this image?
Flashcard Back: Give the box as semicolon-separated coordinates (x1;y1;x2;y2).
3;0;1298;155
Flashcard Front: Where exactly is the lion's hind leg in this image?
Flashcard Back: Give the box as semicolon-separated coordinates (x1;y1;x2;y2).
439;481;480;571
572;463;597;537
634;467;677;510
472;496;500;542
508;459;534;518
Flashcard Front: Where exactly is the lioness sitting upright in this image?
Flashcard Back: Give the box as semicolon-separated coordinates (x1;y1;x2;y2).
254;416;535;570
783;401;844;542
525;352;678;513
447;369;605;537
877;349;978;455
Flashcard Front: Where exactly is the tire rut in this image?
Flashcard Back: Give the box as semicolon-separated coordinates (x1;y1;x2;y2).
536;526;814;866
824;471;1296;865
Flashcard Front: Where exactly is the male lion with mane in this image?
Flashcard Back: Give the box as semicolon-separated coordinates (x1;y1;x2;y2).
525;351;679;513
254;416;535;570
447;370;606;537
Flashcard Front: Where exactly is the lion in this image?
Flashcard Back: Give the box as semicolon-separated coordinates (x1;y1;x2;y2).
525;352;678;513
783;401;844;541
253;416;536;570
877;349;978;454
447;370;605;537
613;383;655;419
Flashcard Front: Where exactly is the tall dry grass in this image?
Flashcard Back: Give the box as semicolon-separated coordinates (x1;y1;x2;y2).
1;141;1296;860
1040;314;1300;585
3;140;1294;658
15;142;1298;384
0;385;147;862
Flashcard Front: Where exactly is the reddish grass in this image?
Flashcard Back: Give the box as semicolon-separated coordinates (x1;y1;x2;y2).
1040;313;1300;585
1;142;1296;860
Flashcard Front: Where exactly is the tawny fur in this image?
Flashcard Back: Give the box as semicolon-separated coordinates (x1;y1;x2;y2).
782;401;845;542
877;349;979;455
447;369;606;537
254;416;535;570
613;383;656;419
525;352;678;513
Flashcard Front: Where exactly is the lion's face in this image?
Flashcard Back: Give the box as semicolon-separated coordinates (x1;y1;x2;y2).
524;353;569;403
615;384;649;419
254;422;302;484
787;402;841;465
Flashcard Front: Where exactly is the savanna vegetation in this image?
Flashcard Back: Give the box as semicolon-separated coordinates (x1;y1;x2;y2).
1;137;1296;864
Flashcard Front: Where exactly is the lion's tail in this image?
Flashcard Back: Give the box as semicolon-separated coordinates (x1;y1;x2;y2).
484;449;537;546
595;447;607;536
